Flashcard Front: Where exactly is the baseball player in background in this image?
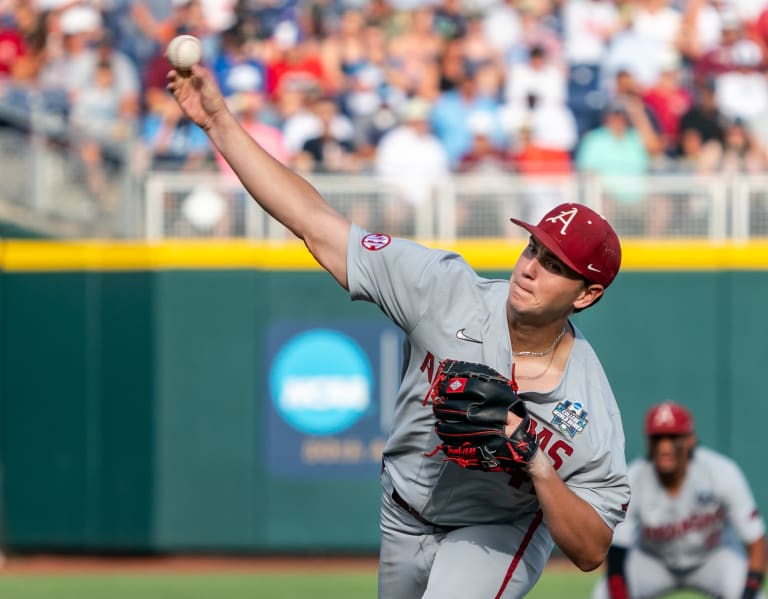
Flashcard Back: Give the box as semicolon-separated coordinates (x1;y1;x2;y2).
592;401;767;599
167;63;630;598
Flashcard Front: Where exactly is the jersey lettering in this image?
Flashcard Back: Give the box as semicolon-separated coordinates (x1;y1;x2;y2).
548;440;574;470
529;419;572;471
641;506;726;541
535;425;553;452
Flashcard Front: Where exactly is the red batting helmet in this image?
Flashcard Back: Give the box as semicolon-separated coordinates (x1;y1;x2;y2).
644;402;694;436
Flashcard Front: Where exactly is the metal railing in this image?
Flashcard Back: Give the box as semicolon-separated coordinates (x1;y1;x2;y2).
141;170;768;241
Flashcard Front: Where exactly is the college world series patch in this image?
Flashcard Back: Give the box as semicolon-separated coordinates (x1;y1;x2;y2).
551;400;588;438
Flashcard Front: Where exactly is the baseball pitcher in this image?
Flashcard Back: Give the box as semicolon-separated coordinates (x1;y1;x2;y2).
167;63;631;598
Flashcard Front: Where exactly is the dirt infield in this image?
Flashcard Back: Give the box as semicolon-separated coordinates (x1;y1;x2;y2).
0;554;381;575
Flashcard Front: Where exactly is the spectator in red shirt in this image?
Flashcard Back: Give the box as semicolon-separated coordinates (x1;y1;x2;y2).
511;124;574;226
0;3;45;81
266;21;327;100
642;53;693;156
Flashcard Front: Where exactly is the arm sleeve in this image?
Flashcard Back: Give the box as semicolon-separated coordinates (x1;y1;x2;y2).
718;456;766;544
610;460;642;547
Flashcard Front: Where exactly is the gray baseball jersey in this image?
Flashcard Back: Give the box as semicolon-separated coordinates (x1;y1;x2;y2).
347;226;629;597
592;447;766;599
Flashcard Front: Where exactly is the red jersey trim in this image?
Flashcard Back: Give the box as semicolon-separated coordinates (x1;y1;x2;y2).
494;509;544;599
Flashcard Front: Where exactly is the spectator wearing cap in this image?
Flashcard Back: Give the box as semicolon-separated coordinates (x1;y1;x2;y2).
374;96;450;235
37;4;105;114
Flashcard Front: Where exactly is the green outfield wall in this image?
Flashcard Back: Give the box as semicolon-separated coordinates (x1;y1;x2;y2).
0;239;767;553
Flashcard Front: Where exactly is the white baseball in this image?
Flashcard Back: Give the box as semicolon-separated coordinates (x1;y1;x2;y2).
166;34;202;70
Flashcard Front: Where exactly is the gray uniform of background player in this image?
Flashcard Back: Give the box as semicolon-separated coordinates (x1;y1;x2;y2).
347;225;630;599
592;447;766;599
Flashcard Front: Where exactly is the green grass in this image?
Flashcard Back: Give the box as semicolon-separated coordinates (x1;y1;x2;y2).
0;570;735;598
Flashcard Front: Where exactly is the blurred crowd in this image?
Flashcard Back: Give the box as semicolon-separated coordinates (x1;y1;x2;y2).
1;0;768;229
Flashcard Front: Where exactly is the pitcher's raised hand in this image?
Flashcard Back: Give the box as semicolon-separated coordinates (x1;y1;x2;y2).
166;64;227;133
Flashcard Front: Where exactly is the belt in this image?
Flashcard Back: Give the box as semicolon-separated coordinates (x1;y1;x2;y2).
391;488;439;527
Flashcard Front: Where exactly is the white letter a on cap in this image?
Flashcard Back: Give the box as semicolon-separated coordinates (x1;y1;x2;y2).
545;207;578;235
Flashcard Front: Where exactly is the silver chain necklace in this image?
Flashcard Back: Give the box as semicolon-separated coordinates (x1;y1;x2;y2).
512;326;568;357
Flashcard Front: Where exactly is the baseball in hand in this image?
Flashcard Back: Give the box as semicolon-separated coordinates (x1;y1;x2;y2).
166;34;202;71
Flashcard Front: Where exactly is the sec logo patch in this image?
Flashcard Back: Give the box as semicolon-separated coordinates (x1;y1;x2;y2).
362;233;391;251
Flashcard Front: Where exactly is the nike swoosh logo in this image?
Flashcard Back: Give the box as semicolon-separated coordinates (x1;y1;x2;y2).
587;264;601;273
456;329;483;344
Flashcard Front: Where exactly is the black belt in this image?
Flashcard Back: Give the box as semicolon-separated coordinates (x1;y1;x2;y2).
391;488;440;527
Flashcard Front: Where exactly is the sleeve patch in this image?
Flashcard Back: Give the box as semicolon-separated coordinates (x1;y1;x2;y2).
361;233;392;251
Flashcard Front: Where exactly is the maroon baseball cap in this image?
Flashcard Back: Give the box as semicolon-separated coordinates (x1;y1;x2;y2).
645;402;694;436
510;203;622;288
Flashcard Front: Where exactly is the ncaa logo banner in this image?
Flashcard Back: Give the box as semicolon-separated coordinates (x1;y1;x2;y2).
265;323;401;478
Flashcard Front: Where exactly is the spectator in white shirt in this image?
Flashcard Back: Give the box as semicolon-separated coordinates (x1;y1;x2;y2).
374;97;450;236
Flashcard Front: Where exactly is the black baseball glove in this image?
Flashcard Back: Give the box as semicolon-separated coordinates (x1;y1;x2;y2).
423;359;539;473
